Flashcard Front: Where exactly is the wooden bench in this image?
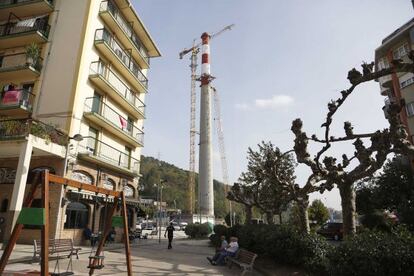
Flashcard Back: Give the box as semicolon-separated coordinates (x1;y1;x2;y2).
33;238;81;261
227;249;258;276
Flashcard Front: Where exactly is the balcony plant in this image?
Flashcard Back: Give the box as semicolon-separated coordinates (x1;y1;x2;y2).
25;43;40;66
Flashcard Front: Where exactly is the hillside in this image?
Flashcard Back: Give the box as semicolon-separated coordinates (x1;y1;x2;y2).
139;155;229;218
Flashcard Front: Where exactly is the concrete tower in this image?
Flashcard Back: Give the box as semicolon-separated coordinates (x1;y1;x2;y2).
198;32;214;217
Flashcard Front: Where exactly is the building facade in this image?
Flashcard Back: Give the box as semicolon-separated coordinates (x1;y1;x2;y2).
376;18;414;141
0;0;160;244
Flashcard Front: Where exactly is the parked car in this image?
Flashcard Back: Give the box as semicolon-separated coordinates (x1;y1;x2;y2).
179;222;188;230
141;222;154;230
317;222;343;241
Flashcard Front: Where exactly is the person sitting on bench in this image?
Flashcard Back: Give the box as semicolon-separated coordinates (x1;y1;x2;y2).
207;236;239;265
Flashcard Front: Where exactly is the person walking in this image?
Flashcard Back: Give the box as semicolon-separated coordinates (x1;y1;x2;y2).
164;222;175;249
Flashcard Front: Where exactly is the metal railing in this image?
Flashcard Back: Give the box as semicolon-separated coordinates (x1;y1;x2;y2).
89;61;145;115
0;52;43;72
0;0;53;6
0;88;34;111
99;0;149;64
80;136;140;173
94;28;148;89
84;97;144;145
0;18;50;38
0;118;67;145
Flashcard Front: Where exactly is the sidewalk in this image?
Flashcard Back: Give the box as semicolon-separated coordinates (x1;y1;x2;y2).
0;238;259;275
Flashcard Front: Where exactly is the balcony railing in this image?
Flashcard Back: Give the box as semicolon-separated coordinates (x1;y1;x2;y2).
89;61;145;115
94;28;148;89
0;52;43;72
0;17;50;38
0;88;34;110
84;97;144;145
0;118;67;145
0;0;53;7
80;136;140;173
99;0;149;64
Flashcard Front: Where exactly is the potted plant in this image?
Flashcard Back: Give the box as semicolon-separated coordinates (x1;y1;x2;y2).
25;43;40;66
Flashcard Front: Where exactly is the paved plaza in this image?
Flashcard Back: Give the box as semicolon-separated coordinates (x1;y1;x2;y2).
1;233;262;275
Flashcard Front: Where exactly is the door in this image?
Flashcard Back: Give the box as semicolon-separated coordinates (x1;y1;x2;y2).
91;92;102;114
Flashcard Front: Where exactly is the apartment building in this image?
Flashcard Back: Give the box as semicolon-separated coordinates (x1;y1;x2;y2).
0;0;160;244
376;18;414;141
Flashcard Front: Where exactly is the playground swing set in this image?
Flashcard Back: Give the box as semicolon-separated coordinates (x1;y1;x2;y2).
0;170;133;276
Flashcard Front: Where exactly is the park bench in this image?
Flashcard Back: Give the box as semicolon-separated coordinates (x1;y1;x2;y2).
227;249;258;276
33;238;81;261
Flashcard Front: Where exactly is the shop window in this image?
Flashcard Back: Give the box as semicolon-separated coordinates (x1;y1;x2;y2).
64;202;89;229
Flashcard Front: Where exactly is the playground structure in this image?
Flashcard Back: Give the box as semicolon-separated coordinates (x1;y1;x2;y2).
0;170;133;276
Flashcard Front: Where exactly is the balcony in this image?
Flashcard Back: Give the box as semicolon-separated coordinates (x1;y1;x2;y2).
0;0;54;21
94;28;148;93
0;52;43;81
0;88;34;116
0;17;50;49
89;61;145;119
0;118;67;145
84;97;144;147
78;136;140;177
99;0;150;69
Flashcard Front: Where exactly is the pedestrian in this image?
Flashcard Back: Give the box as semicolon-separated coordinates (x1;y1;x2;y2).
216;235;228;252
164;222;175;249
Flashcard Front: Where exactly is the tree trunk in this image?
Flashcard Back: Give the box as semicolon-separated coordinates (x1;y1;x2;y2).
266;212;274;225
297;200;310;233
339;183;356;236
245;205;252;225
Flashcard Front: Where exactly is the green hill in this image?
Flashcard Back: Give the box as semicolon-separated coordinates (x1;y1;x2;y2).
139;155;229;218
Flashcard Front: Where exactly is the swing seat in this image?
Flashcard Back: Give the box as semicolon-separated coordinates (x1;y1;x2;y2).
87;255;105;269
50;272;74;276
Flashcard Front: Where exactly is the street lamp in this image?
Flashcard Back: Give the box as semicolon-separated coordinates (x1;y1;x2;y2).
63;134;84;175
154;180;166;244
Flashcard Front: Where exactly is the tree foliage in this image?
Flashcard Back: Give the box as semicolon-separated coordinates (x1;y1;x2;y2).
228;141;296;224
356;156;414;230
308;199;329;226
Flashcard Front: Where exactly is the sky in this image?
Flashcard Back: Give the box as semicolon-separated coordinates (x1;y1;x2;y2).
133;0;413;210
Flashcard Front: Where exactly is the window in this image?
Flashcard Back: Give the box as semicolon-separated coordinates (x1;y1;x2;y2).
64;202;89;229
377;57;389;70
71;170;93;185
123;185;134;198
393;43;410;60
91;92;102;114
406;102;414;117
400;76;414;89
103;178;115;190
1;199;8;212
87;128;98;154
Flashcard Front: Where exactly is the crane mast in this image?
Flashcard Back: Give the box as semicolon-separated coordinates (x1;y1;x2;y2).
188;45;199;214
212;87;232;225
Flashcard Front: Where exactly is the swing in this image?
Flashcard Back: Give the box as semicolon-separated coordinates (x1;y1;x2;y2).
87;193;107;270
50;185;79;276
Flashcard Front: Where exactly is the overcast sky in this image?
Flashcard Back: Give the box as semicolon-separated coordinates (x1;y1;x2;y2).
134;0;413;209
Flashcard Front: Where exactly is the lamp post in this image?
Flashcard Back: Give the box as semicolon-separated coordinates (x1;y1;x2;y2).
63;134;83;175
154;180;166;244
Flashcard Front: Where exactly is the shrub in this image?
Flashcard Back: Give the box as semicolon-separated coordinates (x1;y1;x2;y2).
328;230;414;276
184;223;211;238
360;210;392;232
229;224;332;275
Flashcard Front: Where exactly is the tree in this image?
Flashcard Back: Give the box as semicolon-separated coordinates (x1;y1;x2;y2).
238;141;296;224
308;199;329;226
356;156;414;230
227;182;256;224
291;58;414;236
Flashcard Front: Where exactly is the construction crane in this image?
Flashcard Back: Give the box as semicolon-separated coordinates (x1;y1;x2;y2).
179;24;234;215
212;87;233;226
